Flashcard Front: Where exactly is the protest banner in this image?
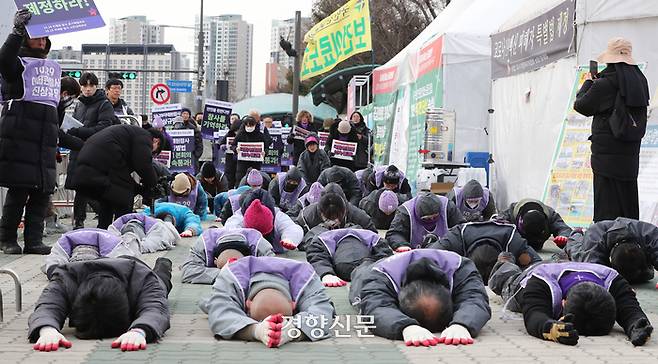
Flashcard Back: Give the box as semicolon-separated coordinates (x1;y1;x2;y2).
281;127;294;167
318;132;330;149
153;151;172;169
263;128;284;173
15;0;106;38
201;99;232;140
152;104;182;128
293;125;311;141
237;142;265;162
331;140;358;160
169;129;195;173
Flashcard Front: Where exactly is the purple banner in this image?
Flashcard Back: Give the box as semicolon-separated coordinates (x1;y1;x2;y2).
201;99;232;140
169;129;195;174
16;0;106;38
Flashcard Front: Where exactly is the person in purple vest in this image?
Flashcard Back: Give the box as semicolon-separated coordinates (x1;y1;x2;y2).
365;165;413;200
349;249;490;346
0;10;60;255
488;259;652;346
306;228;393;287
201;256;335;348
359;189;410;230
107;212;179;253
446;179;496;223
215;169;264;222
181;227;275;284
428;221;541;282
237;168;271;191
224;189;303;253
564;217;658;284
268;167;309;213
286;181;323;219
42;228;138;278
159;172;209;221
386;193;465;253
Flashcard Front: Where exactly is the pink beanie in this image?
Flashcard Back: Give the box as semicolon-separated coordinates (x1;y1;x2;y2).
243;199;274;235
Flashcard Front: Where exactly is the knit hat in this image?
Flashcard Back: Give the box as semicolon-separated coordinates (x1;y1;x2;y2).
307;182;323;204
305;134;319;147
181;107;192;115
462;179;484;200
378;190;399;215
201;162;216;179
338;120;351;134
415;193;442;219
243;199;274;235
248;273;292;301
171;173;192;194
247;169;263;187
70;245;101;262
213;234;252;259
152;116;165;129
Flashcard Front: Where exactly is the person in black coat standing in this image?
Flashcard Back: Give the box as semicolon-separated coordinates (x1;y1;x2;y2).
0;10;60;255
69;125;164;229
232;116;272;185
220;114;241;188
574;38;650;222
286;110;318;165
66;72;116;229
325;120;360;171
350;111;371;170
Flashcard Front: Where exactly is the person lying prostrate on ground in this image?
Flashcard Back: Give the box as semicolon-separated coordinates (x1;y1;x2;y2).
237;168;271;192
269;167;309;213
223;189;303;254
446;180;496;223
296;183;377;249
42;228;138;278
316;165;362;206
286;181;323;219
365;165;413;200
215;169;264;219
386;193;465;253
158;173;209;220
200;256;335;348
496;198;572;251
196;162;229;214
564;217;658;283
349;249;490;346
488;258;652;347
107;213;180;253
359;189;410;230
181;227;275;284
144;202;203;238
306;228;393;287
28;256;172;352
428;221;541;282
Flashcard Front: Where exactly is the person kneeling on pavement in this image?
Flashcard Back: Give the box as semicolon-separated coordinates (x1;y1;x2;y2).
359;189;409;230
386;193;465;253
159;172;209;220
181;227;275;284
216;169;265;222
445;179;496;222
197;162;229;214
107;212;180;253
364;165;413;200
200;256;335;348
269;167;308;213
564;217;658;284
349;249;491;346
286;181;323;219
29;256;172;352
306;228;392;287
144;202;203;238
488;258;653;346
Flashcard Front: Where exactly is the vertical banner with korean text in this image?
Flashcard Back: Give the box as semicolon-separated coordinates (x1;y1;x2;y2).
371;65;399;165
169;129;195;174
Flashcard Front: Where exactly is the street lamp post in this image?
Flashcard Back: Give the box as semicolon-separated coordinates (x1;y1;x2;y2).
196;0;205;113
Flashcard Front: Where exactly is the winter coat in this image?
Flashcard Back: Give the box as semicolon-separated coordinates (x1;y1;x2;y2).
359;189;410;230
110;98;134;116
144;202;203;236
324;122;360;171
297;149;332;184
351;121;371;170
224;207;304;253
107;212;180;253
498;199;573;249
196;170;229;199
316;166;362;206
286;122;318;163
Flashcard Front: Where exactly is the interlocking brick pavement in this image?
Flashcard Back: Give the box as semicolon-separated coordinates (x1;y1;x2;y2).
0;219;657;364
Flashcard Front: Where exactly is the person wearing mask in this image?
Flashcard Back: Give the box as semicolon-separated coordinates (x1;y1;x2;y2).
105;78;134;116
196;162;229;214
574;38;650;222
66;72;116;230
287;110;318;165
446;179;496;223
268;167;309;213
349;111;371;170
0;10;60;254
325;120;359;171
220;113;242;188
173;108;203;174
232;116;272;185
297;134;331;185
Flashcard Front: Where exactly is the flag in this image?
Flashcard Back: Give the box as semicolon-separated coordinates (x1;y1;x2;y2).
301;0;372;81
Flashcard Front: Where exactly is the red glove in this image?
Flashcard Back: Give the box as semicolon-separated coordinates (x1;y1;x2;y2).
253;313;285;348
554;236;568;248
395;246;412;254
322;274;347;287
280;240;297;250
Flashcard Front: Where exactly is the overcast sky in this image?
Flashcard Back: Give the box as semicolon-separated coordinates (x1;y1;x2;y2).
26;0;314;96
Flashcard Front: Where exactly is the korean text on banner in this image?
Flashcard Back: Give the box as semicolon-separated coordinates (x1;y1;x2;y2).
15;0;106;38
154;151;172;169
301;0;372;81
318;132;330;149
237;142;265;162
293;126;311;141
331;140;357;161
152;104;182;128
201;99;232;140
169;129;195;173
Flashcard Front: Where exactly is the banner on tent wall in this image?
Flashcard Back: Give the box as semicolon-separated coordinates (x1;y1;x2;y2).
638;122;658;225
491;0;575;79
301;0;372;81
372;65;400;165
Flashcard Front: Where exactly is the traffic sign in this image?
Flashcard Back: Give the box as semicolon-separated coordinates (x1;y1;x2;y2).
166;80;193;93
150;83;171;105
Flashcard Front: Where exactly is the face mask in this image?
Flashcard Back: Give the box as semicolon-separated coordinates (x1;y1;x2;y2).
465;198;482;209
420;214;439;230
245;126;256;133
284;182;299;193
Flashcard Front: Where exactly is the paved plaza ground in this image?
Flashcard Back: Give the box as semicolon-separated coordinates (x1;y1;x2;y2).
1;219;657;364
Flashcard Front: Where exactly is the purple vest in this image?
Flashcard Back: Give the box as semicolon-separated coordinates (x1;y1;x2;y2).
520;262;619;318
454;187;490;220
373;249;462;293
277;172;307;210
168;183;199;211
402;196;449;248
374;166;406;189
317;228;381;256
202;228;265;266
229;194;242;214
111;213;159;234
18;57;61;108
225;256;317;303
57;228;122;257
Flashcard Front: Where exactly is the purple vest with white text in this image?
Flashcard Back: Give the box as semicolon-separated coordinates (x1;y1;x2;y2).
277;172;307;210
57;228;122;257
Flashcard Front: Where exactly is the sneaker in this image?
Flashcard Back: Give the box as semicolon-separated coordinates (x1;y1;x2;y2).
1;242;22;254
23;243;52;255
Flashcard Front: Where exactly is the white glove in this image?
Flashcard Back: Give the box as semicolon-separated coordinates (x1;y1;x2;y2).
252;313;284;348
111;329;147;351
33;326;72;352
322;274;347;287
180;229;194;237
402;325;440;347
439;324;474;345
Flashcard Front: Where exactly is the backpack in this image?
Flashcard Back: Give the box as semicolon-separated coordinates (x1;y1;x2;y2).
608;92;648;142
